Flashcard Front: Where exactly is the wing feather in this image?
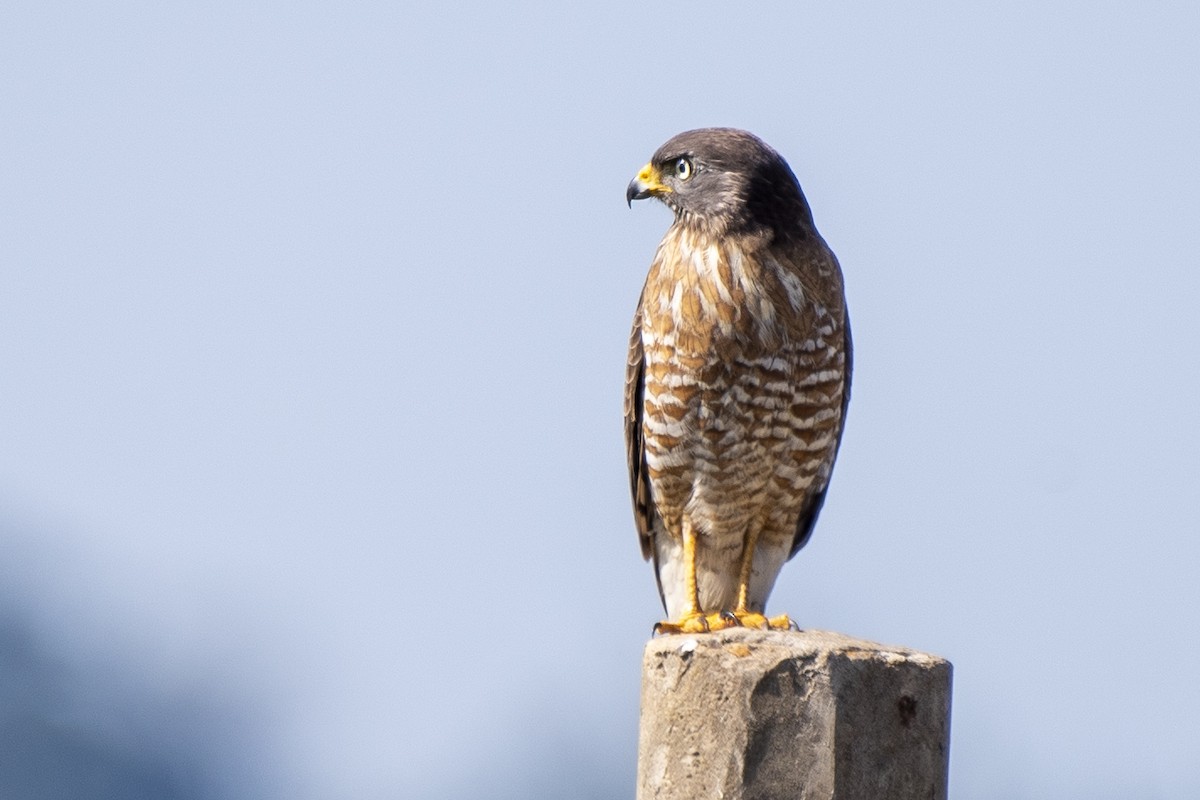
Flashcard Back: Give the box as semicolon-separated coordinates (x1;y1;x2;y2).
624;296;657;561
788;312;852;559
782;239;853;560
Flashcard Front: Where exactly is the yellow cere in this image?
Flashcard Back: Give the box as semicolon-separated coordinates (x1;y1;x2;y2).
637;163;670;193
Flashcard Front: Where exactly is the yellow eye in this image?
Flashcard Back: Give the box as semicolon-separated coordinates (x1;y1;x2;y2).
674;157;693;180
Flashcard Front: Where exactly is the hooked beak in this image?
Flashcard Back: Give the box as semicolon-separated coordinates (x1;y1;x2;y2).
626;162;670;207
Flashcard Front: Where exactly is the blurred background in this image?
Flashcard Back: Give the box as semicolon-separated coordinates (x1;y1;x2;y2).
2;2;1198;798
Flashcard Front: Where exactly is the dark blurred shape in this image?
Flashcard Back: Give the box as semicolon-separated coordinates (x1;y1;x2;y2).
0;617;214;800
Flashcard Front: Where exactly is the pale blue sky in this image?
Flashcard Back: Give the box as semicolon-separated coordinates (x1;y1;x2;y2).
2;3;1198;798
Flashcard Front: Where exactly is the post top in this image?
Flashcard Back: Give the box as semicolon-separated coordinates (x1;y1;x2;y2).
644;627;949;669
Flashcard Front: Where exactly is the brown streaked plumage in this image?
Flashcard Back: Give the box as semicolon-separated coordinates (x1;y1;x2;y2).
624;128;851;633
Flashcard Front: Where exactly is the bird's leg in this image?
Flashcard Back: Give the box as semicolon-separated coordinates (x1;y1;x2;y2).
654;520;739;634
731;524;793;631
682;519;701;616
733;524;760;612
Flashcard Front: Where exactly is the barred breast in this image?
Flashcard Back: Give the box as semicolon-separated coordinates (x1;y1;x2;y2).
636;225;849;619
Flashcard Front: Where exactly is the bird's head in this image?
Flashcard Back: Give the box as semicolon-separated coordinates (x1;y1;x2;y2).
626;127;814;239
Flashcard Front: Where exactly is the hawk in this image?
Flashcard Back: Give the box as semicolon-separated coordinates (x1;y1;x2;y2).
624;128;851;634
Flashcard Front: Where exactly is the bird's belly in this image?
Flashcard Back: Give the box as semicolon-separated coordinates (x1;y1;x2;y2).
641;360;822;537
645;383;831;617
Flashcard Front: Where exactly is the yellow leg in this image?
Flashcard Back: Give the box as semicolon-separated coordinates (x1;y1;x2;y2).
729;525;793;632
734;525;760;612
654;521;793;635
682;519;701;616
655;520;717;633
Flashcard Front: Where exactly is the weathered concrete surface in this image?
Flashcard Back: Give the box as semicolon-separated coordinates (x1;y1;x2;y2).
637;628;952;800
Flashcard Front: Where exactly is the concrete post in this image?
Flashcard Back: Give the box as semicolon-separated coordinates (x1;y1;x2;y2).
637;628;952;800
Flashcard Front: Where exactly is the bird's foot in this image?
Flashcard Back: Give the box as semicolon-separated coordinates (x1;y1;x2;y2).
653;610;796;635
735;611;797;631
654;611;735;634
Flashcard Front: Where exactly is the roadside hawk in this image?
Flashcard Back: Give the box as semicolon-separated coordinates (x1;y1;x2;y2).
624;128;851;633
